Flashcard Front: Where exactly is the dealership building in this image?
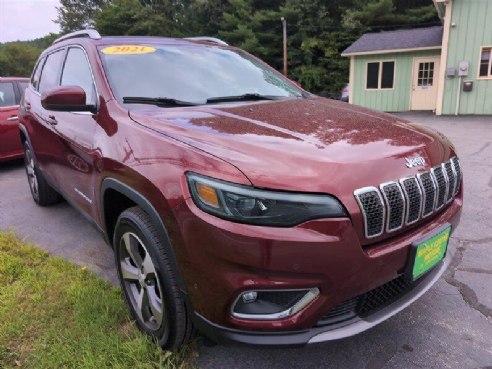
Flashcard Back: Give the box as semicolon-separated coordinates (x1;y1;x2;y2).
343;0;492;115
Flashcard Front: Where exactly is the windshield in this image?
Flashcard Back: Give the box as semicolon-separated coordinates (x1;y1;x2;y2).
98;44;303;104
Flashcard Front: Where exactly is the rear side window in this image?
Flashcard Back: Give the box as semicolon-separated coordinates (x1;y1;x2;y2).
0;82;16;107
31;57;46;91
38;50;65;94
61;48;96;105
17;82;30;104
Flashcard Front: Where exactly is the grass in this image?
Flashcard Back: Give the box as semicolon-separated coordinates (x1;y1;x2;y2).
0;232;195;369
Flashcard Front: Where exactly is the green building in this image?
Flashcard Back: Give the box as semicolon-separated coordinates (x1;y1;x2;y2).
342;0;492;115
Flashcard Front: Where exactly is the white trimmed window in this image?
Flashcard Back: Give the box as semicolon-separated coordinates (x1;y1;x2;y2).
479;47;492;78
366;61;395;90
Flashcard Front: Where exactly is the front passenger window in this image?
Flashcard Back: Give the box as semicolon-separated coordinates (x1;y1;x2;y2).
61;48;96;105
38;50;65;94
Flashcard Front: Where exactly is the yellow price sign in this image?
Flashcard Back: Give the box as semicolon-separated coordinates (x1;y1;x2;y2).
101;45;156;55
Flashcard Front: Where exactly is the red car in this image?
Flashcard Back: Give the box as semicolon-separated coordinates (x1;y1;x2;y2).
0;77;29;161
19;30;463;349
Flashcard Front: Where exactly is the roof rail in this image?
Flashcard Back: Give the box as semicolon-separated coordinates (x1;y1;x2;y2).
53;29;102;45
184;37;228;46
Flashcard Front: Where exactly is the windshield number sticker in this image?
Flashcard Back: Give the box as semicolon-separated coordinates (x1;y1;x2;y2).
101;45;156;55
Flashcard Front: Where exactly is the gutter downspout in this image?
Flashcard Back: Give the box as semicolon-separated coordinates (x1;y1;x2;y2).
436;0;453;115
455;76;462;116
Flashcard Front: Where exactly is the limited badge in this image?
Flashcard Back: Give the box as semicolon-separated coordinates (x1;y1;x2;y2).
101;45;156;55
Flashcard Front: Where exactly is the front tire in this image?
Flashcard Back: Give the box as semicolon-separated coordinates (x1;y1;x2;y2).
114;207;192;349
23;142;61;206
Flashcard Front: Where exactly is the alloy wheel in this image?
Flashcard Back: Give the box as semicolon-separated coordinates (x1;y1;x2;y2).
119;232;165;331
25;148;39;200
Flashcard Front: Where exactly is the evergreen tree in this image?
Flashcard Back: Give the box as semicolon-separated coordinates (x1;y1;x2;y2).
54;0;440;94
56;0;110;33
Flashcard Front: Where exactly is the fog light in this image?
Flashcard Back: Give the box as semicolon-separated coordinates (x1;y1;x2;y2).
242;291;258;303
232;288;320;320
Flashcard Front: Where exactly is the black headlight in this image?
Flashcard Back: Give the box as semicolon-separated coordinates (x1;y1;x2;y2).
186;173;347;227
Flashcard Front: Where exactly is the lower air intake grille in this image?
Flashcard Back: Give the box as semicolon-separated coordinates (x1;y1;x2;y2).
317;275;428;327
316;297;358;327
357;276;415;317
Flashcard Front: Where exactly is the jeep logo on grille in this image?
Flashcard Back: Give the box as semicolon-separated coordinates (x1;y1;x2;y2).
405;156;426;168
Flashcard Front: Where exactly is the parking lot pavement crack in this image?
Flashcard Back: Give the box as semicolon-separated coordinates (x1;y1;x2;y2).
471;142;491;156
457;267;492;276
451;236;492;245
445;246;492;319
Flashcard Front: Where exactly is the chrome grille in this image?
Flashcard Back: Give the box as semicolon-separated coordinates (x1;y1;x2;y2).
400;177;423;225
451;157;462;195
417;172;436;217
354;187;385;238
380;182;405;232
354;157;461;239
432;166;447;210
444;161;456;203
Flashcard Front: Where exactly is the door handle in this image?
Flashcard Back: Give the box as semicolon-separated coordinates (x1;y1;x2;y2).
48;115;57;125
7;115;18;121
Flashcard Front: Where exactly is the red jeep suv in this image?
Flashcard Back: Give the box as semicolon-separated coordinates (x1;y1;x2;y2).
0;77;29;161
19;30;463;349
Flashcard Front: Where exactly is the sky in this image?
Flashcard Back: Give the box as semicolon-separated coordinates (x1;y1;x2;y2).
0;0;61;43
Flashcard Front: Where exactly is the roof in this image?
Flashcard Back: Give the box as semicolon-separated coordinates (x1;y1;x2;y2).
342;26;443;56
42;35;232;58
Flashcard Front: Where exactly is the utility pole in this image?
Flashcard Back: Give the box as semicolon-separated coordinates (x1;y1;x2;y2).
281;17;288;76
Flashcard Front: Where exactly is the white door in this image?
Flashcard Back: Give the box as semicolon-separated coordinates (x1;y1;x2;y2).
410;56;440;111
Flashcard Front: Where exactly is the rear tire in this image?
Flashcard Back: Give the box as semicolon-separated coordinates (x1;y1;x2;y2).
23;142;61;206
114;206;193;349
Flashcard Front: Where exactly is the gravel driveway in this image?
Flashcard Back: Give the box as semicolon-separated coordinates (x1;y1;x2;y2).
1;112;491;368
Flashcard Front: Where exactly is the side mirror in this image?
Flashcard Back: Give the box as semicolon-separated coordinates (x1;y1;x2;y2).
41;86;96;113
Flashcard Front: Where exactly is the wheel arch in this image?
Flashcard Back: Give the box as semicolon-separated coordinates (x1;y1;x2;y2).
100;177;189;296
18;124;30;148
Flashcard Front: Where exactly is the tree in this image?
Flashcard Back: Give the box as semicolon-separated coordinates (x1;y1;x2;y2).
95;0;182;36
56;0;110;33
61;0;439;94
219;0;285;70
343;0;438;32
0;44;41;77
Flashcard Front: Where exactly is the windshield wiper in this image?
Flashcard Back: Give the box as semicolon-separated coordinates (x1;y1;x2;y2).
206;93;292;104
123;96;201;107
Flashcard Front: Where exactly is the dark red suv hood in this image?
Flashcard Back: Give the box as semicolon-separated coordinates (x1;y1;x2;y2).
129;97;454;194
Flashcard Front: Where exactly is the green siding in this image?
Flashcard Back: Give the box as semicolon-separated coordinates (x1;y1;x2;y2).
352;50;441;112
442;0;492;115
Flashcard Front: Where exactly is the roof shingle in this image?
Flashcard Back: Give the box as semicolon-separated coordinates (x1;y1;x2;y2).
342;26;443;55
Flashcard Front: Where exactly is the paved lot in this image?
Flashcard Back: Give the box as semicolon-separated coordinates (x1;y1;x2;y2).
1;113;491;368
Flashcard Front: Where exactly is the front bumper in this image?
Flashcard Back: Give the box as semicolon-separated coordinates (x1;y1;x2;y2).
173;190;462;344
192;252;452;346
